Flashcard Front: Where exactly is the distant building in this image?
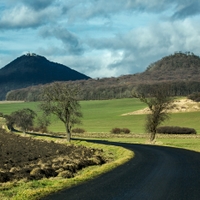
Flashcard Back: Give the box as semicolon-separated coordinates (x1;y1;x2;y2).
25;53;37;56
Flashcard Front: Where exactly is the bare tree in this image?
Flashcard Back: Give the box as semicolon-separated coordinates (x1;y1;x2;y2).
133;84;174;142
36;114;51;133
4;114;15;131
4;108;36;133
39;82;82;142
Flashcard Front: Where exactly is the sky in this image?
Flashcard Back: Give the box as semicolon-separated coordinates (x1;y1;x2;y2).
0;0;200;78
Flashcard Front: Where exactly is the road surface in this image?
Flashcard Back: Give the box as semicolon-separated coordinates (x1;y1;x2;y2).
42;140;200;200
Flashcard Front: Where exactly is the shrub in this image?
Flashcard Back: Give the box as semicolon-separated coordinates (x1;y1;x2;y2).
121;128;131;134
72;128;85;134
188;92;200;102
110;128;130;134
111;128;121;134
157;126;197;134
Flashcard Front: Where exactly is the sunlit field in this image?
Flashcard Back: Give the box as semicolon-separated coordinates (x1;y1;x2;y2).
0;98;200;134
1;99;200;200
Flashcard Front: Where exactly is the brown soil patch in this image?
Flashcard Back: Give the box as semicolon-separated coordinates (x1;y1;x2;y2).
0;129;106;183
122;99;200;115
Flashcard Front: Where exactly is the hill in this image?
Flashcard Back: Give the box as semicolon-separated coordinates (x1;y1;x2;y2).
143;51;200;81
0;53;90;100
5;52;200;101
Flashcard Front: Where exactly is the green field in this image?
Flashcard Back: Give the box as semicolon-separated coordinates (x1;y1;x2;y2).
0;102;39;115
1;98;200;200
0;98;200;134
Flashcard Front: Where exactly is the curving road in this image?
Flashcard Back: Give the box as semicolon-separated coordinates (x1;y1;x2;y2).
42;140;200;200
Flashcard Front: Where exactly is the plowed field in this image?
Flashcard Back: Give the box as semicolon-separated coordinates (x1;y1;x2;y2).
0;129;106;183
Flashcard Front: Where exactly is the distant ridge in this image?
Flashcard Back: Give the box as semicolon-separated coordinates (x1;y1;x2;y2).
0;53;90;100
142;51;200;81
5;52;200;101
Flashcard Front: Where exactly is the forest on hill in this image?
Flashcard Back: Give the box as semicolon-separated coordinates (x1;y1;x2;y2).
0;54;90;100
5;52;200;101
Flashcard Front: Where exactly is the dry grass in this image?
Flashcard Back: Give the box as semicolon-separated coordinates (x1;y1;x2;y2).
123;99;200;115
0;101;24;104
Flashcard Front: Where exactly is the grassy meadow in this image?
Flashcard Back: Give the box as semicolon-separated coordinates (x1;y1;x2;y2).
0;98;200;134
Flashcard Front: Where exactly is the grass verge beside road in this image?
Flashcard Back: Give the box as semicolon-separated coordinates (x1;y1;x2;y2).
0;137;134;200
1;132;200;200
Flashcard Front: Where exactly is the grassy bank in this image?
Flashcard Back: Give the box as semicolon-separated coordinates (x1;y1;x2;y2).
1;132;200;199
0;137;134;200
1;134;200;200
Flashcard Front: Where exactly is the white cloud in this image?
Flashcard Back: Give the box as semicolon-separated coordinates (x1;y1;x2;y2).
83;17;200;76
0;6;38;28
0;3;60;29
1;0;200;78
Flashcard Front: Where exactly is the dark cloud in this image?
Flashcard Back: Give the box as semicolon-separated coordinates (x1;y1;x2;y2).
8;0;55;10
40;27;84;55
25;0;55;10
172;2;200;19
63;0;200;21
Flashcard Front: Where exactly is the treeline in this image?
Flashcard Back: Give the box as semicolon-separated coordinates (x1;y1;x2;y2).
0;54;90;100
6;80;200;101
146;52;200;72
5;52;200;101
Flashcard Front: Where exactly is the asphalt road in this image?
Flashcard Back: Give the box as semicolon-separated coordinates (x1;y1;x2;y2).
42;140;200;200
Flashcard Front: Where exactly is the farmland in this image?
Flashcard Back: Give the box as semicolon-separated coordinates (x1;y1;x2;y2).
0;130;106;183
0;98;200;134
1;98;200;199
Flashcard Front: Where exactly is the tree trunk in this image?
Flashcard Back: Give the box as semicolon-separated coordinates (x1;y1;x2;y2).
65;124;71;142
149;132;156;143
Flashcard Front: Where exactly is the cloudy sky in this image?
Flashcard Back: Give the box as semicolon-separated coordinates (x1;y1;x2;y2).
0;0;200;78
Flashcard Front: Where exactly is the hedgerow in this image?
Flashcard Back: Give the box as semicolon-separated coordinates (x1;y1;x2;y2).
157;126;197;134
72;128;86;133
110;128;130;134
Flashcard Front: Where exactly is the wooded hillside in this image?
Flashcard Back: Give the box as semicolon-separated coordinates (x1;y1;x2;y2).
6;52;200;101
0;53;90;100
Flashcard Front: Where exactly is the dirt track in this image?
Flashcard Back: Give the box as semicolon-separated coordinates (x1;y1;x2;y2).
43;139;200;200
0;130;106;183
